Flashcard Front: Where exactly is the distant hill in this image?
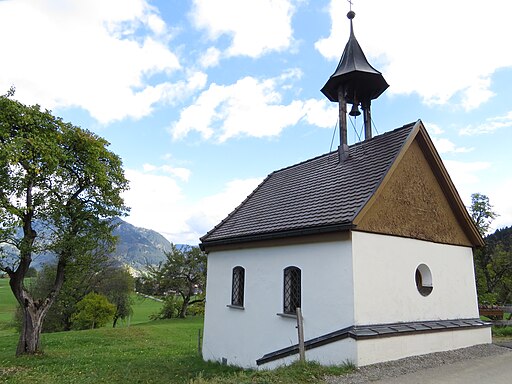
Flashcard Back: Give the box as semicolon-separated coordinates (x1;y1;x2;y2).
111;218;173;270
2;218;181;271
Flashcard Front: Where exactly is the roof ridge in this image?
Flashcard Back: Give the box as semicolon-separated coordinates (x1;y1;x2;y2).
271;121;418;175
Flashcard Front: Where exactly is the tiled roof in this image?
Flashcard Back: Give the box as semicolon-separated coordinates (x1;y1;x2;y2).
201;122;416;245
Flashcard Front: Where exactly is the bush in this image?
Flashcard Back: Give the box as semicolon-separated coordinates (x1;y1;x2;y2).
150;295;181;320
188;300;205;316
71;292;116;330
492;326;512;337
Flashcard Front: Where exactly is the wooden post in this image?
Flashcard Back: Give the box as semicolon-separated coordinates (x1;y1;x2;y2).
338;87;349;162
296;307;305;363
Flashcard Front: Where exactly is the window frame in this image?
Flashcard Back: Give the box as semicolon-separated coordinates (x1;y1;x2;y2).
230;266;245;308
415;263;433;297
283;266;301;315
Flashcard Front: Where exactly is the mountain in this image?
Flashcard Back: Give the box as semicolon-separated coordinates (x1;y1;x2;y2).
1;218;176;271
111;218;172;270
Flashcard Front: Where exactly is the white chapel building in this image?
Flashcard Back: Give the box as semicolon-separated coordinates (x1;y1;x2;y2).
199;10;491;369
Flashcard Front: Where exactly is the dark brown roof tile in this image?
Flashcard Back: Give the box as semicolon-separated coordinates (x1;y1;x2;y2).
201;122;416;245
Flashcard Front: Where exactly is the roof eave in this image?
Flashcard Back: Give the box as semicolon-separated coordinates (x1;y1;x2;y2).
200;223;355;251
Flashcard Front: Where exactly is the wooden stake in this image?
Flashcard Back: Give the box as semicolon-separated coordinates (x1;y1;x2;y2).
296;307;305;362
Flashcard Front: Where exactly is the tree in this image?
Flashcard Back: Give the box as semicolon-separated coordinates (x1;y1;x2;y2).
0;93;128;355
23;260;133;332
148;244;206;318
469;193;498;236
95;267;134;327
467;193;512;304
71;292;116;330
474;227;512;305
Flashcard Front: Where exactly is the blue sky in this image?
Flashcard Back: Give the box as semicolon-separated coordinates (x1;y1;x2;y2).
1;0;511;244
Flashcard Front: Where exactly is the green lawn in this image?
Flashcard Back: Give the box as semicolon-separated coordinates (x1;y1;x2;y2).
0;278;353;383
0;278;18;336
115;293;163;326
0;317;232;383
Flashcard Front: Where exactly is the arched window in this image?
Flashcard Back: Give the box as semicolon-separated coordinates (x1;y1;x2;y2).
231;266;245;307
283;266;301;314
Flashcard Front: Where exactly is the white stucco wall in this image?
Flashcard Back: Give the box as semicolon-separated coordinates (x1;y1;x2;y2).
260;337;358;370
351;231;480;325
202;234;354;368
203;231;489;369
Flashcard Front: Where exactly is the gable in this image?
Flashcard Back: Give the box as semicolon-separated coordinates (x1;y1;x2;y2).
354;136;473;246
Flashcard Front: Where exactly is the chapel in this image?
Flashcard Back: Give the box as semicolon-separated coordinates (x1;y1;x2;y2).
200;10;491;369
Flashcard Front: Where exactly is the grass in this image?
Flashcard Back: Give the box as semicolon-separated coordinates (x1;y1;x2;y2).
115;293;164;326
0;318;234;383
0;278;18;337
190;361;354;384
0;278;354;383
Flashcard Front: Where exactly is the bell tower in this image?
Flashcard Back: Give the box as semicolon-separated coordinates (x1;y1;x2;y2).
321;10;388;161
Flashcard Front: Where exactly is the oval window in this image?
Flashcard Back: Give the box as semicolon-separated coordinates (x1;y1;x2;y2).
415;264;433;297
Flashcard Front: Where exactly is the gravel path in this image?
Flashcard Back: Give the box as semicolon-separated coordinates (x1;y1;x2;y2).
325;343;511;384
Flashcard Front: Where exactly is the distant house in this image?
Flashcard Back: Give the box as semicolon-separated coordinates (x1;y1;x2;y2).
199;11;491;369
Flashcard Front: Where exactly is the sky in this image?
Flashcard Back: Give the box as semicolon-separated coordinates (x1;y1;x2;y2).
0;0;511;245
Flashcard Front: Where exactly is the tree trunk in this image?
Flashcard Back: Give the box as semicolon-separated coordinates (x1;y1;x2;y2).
179;296;189;318
9;252;66;356
16;302;46;355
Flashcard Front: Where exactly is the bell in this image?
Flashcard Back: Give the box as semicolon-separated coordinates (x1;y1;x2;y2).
349;102;361;117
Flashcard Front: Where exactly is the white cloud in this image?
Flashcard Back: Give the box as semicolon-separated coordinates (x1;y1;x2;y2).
171;72;337;142
460;78;495;111
315;0;512;110
444;160;491;197
424;122;444;135
459;111;512;136
187;178;263;239
302;99;338;128
488;178;512;232
200;47;222;68
142;163;191;182
123;168;262;245
123;168;189;241
431;138;472;154
190;0;296;58
0;0;194;123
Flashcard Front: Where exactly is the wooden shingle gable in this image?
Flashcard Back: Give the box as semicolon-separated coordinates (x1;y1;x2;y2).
353;120;484;247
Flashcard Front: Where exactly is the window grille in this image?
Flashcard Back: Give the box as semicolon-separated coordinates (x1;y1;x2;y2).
283;266;301;314
231;266;245;307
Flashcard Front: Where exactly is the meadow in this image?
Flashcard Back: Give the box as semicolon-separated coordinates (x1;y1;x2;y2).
0;278;353;384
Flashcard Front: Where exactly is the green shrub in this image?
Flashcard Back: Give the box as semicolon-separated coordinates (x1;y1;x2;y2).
150;295;180;320
492;325;512;337
188;300;205;316
71;292;116;330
